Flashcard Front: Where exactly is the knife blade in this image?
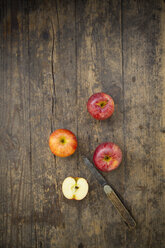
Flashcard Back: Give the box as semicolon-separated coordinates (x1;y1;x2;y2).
82;156;136;230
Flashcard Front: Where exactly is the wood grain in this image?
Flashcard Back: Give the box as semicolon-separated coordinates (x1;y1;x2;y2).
0;0;165;247
122;1;165;247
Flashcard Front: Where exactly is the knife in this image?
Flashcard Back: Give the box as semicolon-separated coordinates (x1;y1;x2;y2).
82;156;136;230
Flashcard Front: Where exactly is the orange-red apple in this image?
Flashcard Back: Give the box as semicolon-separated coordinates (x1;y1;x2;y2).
49;129;77;157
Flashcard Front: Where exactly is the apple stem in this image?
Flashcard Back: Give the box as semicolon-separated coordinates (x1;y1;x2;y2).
104;155;112;162
60;138;65;143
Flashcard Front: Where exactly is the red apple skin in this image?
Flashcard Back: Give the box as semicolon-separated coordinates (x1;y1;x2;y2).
93;142;122;172
87;92;114;120
49;129;77;157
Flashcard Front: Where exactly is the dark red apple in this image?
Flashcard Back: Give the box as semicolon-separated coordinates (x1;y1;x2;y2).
87;92;114;120
93;142;122;172
49;129;77;157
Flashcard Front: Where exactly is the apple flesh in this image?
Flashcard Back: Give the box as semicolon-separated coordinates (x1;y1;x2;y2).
49;129;77;157
93;142;122;172
87;92;114;120
62;177;89;200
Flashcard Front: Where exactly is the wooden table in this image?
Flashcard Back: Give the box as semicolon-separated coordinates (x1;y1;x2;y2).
0;0;165;247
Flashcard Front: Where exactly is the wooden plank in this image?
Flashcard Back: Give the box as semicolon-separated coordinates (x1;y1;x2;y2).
122;0;165;247
27;0;79;247
0;0;34;247
76;0;126;247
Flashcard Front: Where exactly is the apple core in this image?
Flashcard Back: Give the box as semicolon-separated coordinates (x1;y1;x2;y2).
62;177;89;200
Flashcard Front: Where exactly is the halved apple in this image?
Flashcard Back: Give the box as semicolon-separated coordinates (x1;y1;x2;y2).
62;177;89;200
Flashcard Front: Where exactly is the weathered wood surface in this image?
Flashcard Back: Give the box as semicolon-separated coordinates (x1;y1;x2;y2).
0;0;165;247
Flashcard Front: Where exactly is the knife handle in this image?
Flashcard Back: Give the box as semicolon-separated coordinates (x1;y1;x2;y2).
104;185;136;230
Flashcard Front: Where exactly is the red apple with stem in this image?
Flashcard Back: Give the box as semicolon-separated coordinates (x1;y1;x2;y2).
93;142;122;172
87;92;114;120
49;129;77;157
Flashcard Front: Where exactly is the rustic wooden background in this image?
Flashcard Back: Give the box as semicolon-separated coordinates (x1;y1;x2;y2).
0;0;165;247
